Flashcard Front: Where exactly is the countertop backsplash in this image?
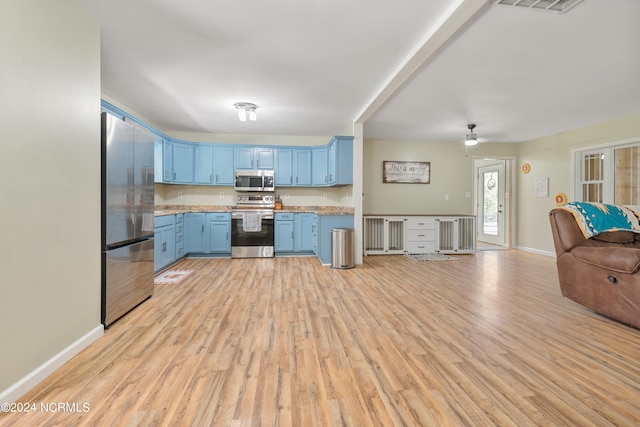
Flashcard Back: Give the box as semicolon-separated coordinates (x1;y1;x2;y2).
155;205;354;216
155;183;353;209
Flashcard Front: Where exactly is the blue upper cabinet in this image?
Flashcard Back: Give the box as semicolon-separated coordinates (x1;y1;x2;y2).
194;144;214;184
255;148;274;169
154;136;164;183
172;142;194;183
329;136;353;185
234;147;254;169
275;148;312;186
295;149;312;186
312;146;329;186
235;147;274;170
275;149;293;186
313;136;353;186
162;140;174;182
213;145;234;185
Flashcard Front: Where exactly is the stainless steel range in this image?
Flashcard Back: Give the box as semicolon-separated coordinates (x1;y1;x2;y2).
231;193;275;258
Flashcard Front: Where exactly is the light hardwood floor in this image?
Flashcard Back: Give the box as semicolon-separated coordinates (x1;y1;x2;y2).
2;251;640;426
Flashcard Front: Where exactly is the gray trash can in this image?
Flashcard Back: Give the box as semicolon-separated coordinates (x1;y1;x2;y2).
331;228;355;269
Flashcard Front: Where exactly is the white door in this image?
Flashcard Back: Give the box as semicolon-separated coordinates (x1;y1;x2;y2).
478;163;505;245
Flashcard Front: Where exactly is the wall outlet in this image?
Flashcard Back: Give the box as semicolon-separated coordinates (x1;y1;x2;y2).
284;193;289;199
220;192;224;198
465;192;471;198
323;193;328;200
177;192;183;198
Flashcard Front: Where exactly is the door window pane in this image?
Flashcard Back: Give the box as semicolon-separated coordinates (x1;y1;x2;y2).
483;171;498;236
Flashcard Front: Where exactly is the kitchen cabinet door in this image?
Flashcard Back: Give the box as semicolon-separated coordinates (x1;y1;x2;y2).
294;149;312;186
331;136;353;185
294;213;315;252
234;147;254;169
154;136;164;183
235;147;274;170
154;224;176;272
275;149;293;186
255;148;274;169
184;213;206;253
213;146;234;185
312;146;329;186
207;213;231;253
172;142;194;183
275;218;294;252
162;140;173;182
194;144;214;184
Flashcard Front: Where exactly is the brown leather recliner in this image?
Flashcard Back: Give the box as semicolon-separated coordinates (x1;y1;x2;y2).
549;208;640;328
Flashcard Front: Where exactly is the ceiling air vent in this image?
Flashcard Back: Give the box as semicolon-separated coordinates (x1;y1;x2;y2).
496;0;583;13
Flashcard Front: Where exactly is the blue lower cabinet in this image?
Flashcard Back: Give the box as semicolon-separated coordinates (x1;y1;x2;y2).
184;213;207;253
315;215;354;265
154;215;176;273
275;212;317;254
295;213;316;252
275;213;294;252
208;213;231;253
182;212;232;256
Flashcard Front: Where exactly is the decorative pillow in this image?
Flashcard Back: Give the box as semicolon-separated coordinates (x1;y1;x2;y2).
560;202;640;239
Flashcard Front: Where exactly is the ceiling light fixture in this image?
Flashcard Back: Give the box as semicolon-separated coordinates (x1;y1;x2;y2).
234;102;258;122
465;124;478;146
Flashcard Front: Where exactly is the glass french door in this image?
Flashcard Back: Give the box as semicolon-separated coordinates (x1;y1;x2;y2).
478;163;505;245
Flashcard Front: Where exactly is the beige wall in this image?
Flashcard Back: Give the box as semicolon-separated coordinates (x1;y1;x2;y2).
363;138;517;215
169;131;331;147
516;113;640;253
0;1;101;393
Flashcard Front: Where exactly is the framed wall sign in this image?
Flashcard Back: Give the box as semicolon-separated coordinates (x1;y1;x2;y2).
383;161;430;184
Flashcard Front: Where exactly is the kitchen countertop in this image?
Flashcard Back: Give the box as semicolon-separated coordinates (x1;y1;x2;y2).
276;206;354;215
155;205;354;216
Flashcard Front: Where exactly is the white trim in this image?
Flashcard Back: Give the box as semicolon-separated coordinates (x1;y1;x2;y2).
472;156;517;249
353;123;364;265
515;245;555;257
0;325;104;404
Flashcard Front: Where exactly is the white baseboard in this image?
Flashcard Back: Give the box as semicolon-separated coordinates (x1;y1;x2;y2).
0;324;104;404
515;245;555;257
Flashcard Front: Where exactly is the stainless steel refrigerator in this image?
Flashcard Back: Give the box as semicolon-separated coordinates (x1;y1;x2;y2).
101;112;155;327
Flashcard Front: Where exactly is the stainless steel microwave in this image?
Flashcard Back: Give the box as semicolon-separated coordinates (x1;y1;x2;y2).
234;169;275;192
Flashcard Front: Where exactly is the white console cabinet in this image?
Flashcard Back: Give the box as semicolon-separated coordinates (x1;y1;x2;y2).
363;215;476;255
405;218;436;254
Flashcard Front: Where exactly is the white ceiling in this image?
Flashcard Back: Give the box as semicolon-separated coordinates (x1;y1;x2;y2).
76;0;640;143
